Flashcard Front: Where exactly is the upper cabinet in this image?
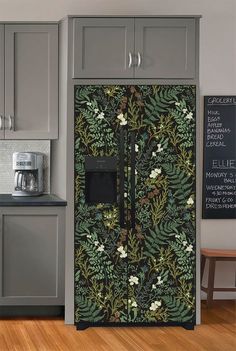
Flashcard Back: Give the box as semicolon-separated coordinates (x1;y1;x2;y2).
72;17;197;79
0;25;4;140
0;24;58;140
134;18;195;79
72;18;134;78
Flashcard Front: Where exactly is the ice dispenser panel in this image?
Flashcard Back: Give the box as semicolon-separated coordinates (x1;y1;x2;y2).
85;156;117;204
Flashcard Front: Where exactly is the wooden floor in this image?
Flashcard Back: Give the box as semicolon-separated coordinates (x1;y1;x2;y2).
0;301;235;351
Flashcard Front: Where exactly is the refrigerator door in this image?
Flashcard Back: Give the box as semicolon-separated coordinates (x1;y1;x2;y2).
74;85;129;325
126;85;196;325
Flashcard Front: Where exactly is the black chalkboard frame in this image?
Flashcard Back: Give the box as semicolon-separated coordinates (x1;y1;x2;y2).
202;95;236;219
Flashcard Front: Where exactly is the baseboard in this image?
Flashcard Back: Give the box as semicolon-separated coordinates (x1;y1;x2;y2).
0;306;64;318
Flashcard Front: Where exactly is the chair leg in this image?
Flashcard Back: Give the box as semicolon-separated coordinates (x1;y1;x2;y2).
207;258;216;307
201;254;206;283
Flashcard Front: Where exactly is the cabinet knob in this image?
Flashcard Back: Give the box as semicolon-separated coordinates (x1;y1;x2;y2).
9;115;15;131
0;115;3;130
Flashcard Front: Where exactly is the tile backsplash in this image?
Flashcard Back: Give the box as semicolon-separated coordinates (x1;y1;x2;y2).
0;141;50;194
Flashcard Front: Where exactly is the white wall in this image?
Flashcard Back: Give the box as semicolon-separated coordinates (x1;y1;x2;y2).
1;0;235;298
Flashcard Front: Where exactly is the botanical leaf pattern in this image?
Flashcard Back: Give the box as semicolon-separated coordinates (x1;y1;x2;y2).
74;85;196;325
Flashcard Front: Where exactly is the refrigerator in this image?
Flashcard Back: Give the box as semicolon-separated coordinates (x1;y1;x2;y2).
74;85;196;330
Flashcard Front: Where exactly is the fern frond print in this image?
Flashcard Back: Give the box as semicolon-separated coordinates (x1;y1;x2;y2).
74;85;196;325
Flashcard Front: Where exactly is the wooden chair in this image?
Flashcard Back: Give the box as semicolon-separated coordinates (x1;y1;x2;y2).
201;248;236;307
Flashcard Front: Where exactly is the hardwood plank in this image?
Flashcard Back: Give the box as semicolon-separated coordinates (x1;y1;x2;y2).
0;301;235;351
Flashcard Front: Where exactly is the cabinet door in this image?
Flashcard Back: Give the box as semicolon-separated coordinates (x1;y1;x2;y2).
135;18;196;79
0;207;64;305
0;25;4;139
4;25;58;139
73;18;134;78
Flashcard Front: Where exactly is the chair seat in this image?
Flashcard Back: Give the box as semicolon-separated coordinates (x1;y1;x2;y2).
201;248;236;258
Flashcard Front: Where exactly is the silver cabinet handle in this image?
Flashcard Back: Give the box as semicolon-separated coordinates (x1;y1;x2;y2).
9;115;15;131
128;52;133;68
0;116;3;130
137;52;142;68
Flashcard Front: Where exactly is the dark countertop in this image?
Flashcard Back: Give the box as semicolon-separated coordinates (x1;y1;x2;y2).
0;194;67;206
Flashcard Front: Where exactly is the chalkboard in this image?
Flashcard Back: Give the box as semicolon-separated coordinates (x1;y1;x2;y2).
203;96;236;219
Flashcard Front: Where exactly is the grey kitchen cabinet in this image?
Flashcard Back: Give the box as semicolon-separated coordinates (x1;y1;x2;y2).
0;207;65;305
0;25;4;140
0;24;58;140
72;18;134;78
72;17;196;79
134;18;195;79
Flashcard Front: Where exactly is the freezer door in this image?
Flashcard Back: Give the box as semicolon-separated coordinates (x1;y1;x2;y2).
74;85;129;325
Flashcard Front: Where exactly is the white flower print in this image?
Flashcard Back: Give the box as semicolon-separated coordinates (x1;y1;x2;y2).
97;112;105;119
150;168;162;179
124;192;127;198
157;144;164;153
187;197;194;205
97;244;105;252
182;108;188;114
175;234;180;238
117;245;127;258
183;241;187;246
129;276;139;286
150;302;157;311
186;112;193;120
135;169;138;175
94;241;99;246
86;102;92;106
135;144;139;152
152;284;156;290
117;113;124;120
157;276;163;285
186;244;193;252
175;102;180;106
131;301;137;308
86;234;92;239
149;300;162;311
94;108;99;114
150;170;156;178
152;151;156;157
117;113;128;126
128;299;132;304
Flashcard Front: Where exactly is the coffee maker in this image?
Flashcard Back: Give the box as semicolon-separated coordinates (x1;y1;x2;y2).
13;152;44;196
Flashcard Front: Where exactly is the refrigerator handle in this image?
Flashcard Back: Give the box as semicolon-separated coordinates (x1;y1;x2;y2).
119;128;125;228
130;131;136;229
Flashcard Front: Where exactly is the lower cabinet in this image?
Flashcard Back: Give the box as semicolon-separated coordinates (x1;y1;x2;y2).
0;207;65;306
